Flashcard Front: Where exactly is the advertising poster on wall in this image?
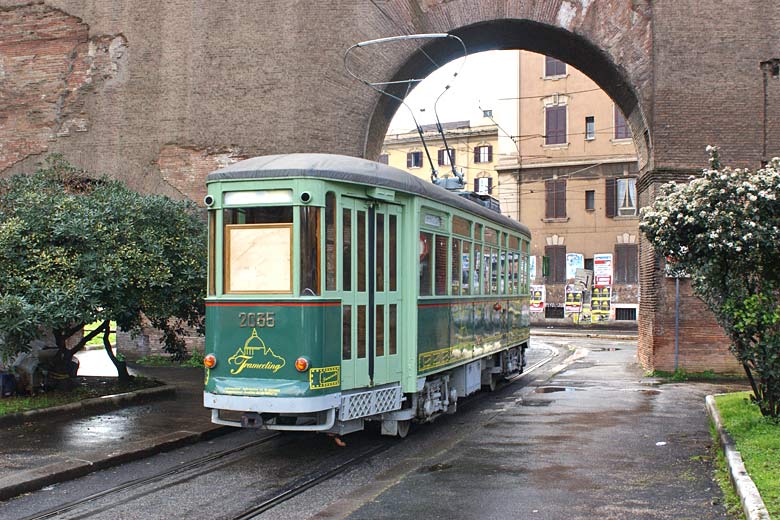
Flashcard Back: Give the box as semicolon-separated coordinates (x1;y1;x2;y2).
564;284;583;313
591;286;612;322
529;255;536;281
530;285;545;313
566;253;584;281
593;253;613;286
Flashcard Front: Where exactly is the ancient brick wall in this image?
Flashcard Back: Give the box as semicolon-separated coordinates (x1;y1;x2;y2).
1;0;776;370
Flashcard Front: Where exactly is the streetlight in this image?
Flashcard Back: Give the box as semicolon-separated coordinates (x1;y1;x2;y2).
759;58;779;166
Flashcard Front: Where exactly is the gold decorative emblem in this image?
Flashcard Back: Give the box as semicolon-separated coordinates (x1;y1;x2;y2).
228;328;286;375
309;366;340;389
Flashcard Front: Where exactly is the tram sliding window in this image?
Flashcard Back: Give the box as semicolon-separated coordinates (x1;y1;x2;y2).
419;232;433;296
300;206;321;295
435;235;448;296
223;206;293;294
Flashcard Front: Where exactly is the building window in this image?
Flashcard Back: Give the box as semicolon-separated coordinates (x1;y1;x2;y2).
474;145;493;163
544;56;566;77
544;245;566;283
407;151;423;169
545;306;565;319
378;154;389;164
615;307;637;321
437;148;455;166
584;258;594;271
545;179;566;219
605;178;637;217
545;105;567;145
475;177;493;195
585;116;595;140
483;109;493;118
614;107;631;140
614;244;638;283
585;190;595;211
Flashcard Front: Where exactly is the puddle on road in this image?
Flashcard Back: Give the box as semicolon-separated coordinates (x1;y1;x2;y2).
419;463;453;473
516;400;553;407
534;386;578;393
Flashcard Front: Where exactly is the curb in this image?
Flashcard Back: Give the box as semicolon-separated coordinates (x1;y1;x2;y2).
0;424;233;501
531;330;638;340
705;395;771;520
0;384;176;428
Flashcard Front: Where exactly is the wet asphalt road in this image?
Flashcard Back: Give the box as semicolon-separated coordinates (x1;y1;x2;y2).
299;337;745;520
0;336;746;519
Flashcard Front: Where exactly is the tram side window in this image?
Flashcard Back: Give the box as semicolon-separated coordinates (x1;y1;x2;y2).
325;192;336;291
224;206;293;294
473;244;482;294
451;239;461;294
419;232;433;296
300;207;320;295
461;242;471;295
435;235;448;296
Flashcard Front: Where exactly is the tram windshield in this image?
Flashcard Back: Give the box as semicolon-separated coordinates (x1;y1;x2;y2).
223;206;294;294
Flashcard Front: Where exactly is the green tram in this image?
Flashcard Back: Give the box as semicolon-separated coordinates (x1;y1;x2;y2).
203;154;532;437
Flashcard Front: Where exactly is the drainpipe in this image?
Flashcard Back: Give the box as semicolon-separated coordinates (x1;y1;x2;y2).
674;276;680;372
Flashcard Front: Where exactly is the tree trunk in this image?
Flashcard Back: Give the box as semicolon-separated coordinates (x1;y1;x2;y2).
101;320;131;383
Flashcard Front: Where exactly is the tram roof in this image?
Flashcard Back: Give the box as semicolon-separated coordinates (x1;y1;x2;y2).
208;153;531;237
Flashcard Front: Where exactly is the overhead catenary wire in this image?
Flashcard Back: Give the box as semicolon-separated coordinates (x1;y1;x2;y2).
345;32;468;185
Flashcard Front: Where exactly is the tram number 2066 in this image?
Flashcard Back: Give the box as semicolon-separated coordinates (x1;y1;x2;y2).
239;312;276;328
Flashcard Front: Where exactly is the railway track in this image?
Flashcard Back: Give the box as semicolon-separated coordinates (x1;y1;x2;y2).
22;432;283;520
20;346;557;520
232;442;393;520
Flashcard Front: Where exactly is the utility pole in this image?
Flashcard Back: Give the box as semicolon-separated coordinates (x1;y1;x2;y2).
759;58;780;166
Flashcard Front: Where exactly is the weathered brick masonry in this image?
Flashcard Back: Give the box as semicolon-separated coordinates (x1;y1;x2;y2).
1;0;777;369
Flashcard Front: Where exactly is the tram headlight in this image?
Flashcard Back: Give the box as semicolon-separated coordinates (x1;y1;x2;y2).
204;354;217;369
295;356;310;372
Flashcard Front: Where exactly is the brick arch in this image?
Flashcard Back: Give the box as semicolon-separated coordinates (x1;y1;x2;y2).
361;12;652;170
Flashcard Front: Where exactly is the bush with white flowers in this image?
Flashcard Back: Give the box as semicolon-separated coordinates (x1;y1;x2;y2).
641;146;780;418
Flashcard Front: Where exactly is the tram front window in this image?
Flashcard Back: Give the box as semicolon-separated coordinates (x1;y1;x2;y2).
223;206;293;294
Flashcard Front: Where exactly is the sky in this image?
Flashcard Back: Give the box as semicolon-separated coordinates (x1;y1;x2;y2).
387;50;519;133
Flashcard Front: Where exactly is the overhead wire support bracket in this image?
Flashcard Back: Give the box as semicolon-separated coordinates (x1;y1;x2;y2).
344;33;468;185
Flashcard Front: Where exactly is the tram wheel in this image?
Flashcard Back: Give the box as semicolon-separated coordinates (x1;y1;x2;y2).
397;419;411;438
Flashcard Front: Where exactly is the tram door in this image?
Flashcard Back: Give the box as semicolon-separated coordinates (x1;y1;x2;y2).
340;197;403;390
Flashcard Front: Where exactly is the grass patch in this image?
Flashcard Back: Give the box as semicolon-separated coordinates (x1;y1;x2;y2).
135;352;204;368
649;369;745;382
84;321;117;347
0;376;159;417
713;392;780;516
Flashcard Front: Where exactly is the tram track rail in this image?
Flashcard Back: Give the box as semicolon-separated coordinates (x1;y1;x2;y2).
232;442;393;520
22;432;283;520
21;346;557;520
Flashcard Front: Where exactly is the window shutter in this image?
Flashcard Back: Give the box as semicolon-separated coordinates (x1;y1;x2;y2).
407;153;412;168
605;178;616;218
487;177;493;194
554;179;566;218
474;179;479;192
474;147;479;163
437;149;444;166
626;244;638;283
557;108;566;143
545;180;555;218
546;108;555;144
487;145;493;162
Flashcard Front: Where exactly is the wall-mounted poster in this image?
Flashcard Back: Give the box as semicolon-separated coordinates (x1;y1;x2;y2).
591;286;612;322
529;255;536;281
566;253;584;281
564;284;583;313
530;285;545;313
593;253;613;286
